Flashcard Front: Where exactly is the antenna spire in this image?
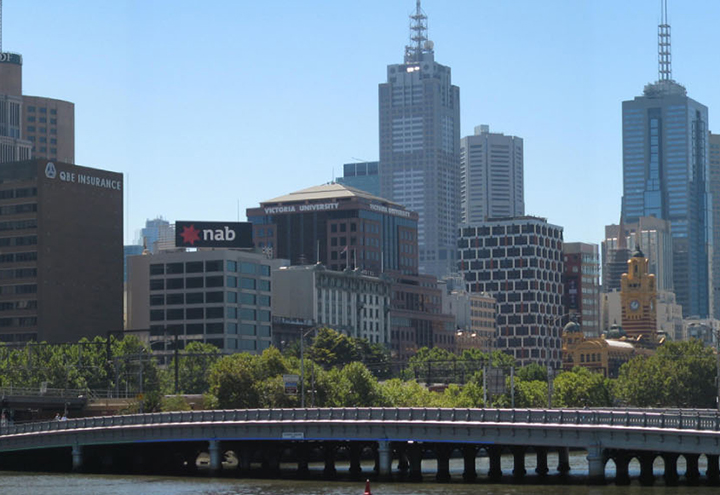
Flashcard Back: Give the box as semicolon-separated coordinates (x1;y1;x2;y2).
404;0;430;64
658;0;672;81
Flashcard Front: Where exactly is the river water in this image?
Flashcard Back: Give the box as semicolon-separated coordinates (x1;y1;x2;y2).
1;452;718;494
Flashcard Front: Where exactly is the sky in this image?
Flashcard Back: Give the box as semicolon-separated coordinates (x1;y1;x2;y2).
6;1;720;246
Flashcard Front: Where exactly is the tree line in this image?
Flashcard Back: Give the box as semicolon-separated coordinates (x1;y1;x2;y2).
0;329;716;412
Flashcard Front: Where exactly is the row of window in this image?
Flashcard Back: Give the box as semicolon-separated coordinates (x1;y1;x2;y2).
150;292;270;307
0;300;36;311
150;260;271;277
150;276;270;291
0;203;36;216
26;117;57;125
0;219;37;231
0;236;37;247
0;251;37;263
27;134;58;141
0;188;37;200
150;307;271;322
26;106;57;114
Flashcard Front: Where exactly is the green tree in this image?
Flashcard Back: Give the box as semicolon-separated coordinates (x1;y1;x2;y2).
516;363;548;382
308;328;360;368
325;361;381;407
553;367;613;408
615;340;715;408
168;342;220;394
207;353;260;409
515;380;548;408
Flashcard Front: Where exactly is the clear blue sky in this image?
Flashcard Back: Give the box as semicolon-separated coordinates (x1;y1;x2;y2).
7;1;720;246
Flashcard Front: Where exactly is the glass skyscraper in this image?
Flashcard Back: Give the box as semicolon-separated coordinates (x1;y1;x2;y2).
621;9;711;317
379;1;460;278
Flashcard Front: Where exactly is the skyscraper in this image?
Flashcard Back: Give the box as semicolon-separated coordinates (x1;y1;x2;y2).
379;1;460;278
710;133;720;319
460;125;524;223
621;2;711;317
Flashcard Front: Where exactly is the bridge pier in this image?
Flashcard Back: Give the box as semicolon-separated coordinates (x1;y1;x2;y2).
684;453;700;485
662;453;679;486
535;447;549;476
706;454;720;486
462;445;478;482
586;445;605;485
557;447;571;475
512;446;526;480
639;453;655;486
487;445;502;481
208;440;222;476
262;444;282;478
349;443;363;479
613;452;631;485
295;443;309;479
434;444;452;482
407;442;423;482
323;442;337;479
396;444;409;476
377;440;392;480
71;444;83;473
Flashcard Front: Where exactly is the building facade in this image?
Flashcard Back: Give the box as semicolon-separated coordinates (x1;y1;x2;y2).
603;217;673;293
458;216;564;368
562;242;601;337
0;52;31;162
22;96;74;163
620;249;658;341
378;2;460;278
336;161;380;197
460;125;524;224
127;249;287;355
247;183;418;276
621;15;711;317
0;159;122;343
710;133;720;320
440;278;496;353
271;264;391;347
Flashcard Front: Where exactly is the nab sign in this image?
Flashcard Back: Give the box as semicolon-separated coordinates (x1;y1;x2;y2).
175;221;253;249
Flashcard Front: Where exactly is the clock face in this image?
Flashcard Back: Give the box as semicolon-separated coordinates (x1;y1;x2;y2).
630;299;640;311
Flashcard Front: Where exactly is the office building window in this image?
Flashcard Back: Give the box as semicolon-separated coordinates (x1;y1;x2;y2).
27;106;35;112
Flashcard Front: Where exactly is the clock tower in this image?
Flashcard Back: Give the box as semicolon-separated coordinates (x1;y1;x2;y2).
620;248;657;340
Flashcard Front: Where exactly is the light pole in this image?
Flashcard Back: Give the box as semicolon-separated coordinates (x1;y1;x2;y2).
299;326;317;408
544;312;578;409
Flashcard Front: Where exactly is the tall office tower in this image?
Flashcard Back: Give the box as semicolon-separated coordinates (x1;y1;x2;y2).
22;96;74;163
460;125;524;223
336;161;380;197
621;2;711;317
0;7;74;164
0;52;31;162
562;243;600;337
602;216;673;292
0;159;123;344
379;1;460;278
135;217;176;254
458;216;564;368
710;133;720;319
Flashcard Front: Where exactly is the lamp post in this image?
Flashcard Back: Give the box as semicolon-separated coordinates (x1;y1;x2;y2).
299;326;317;408
544;312;578;409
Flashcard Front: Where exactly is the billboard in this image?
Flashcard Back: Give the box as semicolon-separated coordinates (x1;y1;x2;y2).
175;221;253;249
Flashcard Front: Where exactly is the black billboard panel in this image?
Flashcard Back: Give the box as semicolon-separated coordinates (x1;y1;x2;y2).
175;221;253;248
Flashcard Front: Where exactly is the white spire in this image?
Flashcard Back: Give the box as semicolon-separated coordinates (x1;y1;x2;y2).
404;0;431;64
658;0;672;81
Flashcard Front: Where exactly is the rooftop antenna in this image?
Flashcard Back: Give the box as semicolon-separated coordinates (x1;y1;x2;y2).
404;0;430;64
658;0;672;81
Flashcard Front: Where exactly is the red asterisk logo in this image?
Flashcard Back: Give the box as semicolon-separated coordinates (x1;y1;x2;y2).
180;224;200;245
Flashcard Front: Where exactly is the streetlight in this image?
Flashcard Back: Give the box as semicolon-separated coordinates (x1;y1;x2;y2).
299;326;317;408
544;312;578;409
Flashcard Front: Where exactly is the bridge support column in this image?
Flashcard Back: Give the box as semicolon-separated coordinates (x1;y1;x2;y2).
434;444;452;483
639;453;655;486
407;442;423;482
296;443;309;479
349;443;363;479
662;453;679;486
396;444;409;476
323;442;337;479
535;447;549;476
684;453;700;486
557;447;571;475
71;445;83;473
614;452;630;485
706;454;720;486
462;445;478;482
208;440;222;476
512;446;526;479
586;445;605;485
487;445;502;481
376;440;392;480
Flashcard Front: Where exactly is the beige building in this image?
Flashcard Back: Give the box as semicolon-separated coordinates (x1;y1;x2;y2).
656;291;683;340
22;96;74;163
440;277;496;353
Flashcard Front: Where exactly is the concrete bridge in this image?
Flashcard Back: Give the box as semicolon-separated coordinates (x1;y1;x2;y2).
2;407;720;485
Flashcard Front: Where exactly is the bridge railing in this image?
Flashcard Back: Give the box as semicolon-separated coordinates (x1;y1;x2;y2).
2;407;720;437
